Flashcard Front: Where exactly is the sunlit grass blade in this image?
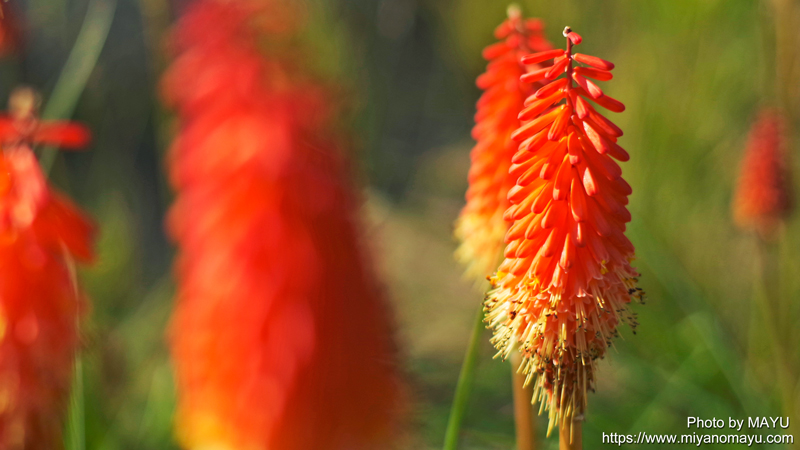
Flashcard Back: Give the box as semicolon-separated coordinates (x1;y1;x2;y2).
64;251;84;450
40;0;116;175
754;240;798;442
65;354;85;450
443;305;485;450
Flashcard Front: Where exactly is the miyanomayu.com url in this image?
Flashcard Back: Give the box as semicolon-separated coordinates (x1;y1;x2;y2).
602;432;794;446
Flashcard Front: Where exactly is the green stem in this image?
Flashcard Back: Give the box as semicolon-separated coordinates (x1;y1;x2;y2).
65;353;86;450
771;0;797;120
64;253;85;450
755;239;797;445
443;305;485;450
40;0;116;176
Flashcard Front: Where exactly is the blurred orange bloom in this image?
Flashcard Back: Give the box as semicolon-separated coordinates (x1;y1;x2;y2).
455;7;552;282
164;2;406;449
732;108;793;238
483;29;642;433
0;88;95;449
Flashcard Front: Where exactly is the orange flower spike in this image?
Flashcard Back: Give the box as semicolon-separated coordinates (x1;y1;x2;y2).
732;108;793;238
484;27;643;434
164;2;405;449
455;6;553;282
0;88;95;449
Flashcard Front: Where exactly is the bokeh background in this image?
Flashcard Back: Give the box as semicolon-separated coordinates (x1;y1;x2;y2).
4;0;800;448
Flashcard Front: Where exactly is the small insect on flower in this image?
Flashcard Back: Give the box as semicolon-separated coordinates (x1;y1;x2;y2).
0;87;95;449
483;27;643;435
732;108;793;239
454;6;553;283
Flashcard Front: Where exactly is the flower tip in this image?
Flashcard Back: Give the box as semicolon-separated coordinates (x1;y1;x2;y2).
562;27;582;45
506;4;522;20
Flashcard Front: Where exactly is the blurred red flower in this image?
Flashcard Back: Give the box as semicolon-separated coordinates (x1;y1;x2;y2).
483;28;642;433
733;108;793;238
0;88;95;449
164;2;406;449
0;6;19;56
455;7;552;282
0;87;90;150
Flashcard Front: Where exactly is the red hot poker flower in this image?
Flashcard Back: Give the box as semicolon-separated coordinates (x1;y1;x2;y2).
0;89;95;449
455;7;553;282
164;2;405;449
483;27;643;433
732;108;793;238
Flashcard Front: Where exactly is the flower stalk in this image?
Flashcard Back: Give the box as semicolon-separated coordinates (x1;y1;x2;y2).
511;352;536;450
558;420;582;450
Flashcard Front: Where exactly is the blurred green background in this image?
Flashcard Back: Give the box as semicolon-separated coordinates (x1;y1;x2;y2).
4;0;800;448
